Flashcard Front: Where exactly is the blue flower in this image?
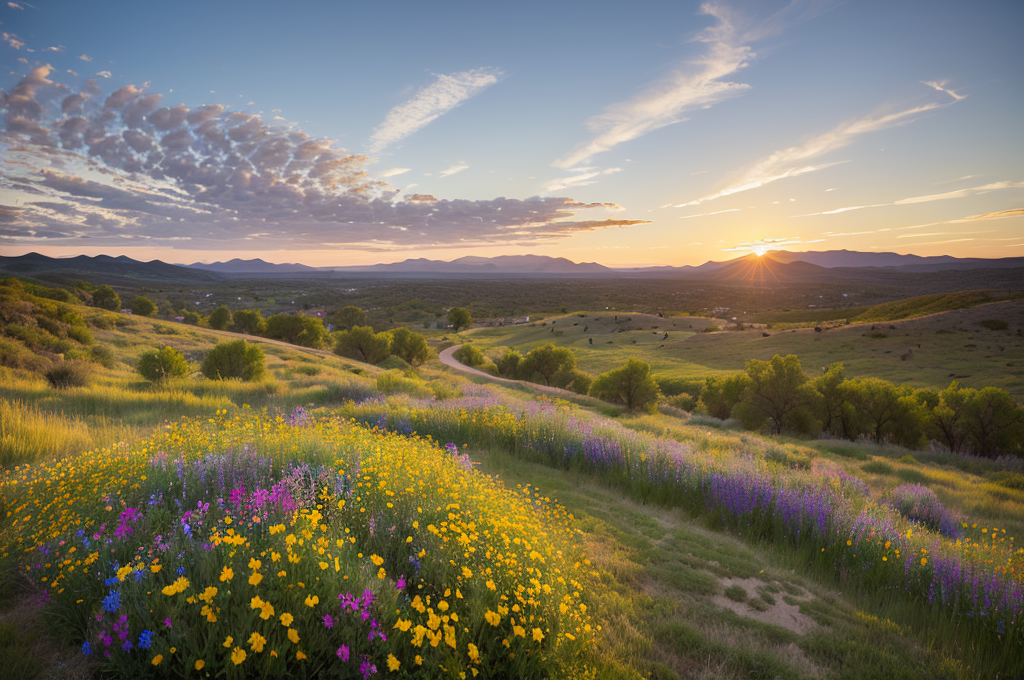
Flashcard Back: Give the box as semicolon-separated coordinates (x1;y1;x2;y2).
103;576;119;587
101;590;120;612
176;566;185;575
81;641;91;655
138;630;153;649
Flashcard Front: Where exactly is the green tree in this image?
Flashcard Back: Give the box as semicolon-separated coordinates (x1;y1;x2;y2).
389;327;431;366
519;344;575;386
963;387;1024;457
815;363;848;436
845;377;925;447
447;307;472;332
452;343;485;367
328;305;366;331
265;314;329;349
928;381;973;453
91;285;120;311
590;358;660;412
334;325;392;364
182;311;201;325
495;348;523;378
129;296;156;317
231;309;267;336
137;346;190;382
740;354;814;435
201;340;265;381
699;374;749;420
207;305;233;330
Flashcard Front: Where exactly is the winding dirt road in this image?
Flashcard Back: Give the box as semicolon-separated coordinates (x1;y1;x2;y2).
437;344;584;399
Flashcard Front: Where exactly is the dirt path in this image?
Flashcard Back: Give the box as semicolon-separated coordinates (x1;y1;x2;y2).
438;344;583;399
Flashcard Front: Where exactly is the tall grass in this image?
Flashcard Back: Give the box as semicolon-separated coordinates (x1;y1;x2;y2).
0;399;137;468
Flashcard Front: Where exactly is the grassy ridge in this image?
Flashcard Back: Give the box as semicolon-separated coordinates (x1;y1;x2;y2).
850;290;1020;323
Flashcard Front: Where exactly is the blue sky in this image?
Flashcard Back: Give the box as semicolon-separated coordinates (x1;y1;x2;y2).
1;0;1022;266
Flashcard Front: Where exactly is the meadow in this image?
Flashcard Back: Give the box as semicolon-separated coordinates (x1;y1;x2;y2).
1;283;1023;679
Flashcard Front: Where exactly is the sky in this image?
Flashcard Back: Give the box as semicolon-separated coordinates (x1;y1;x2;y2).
0;0;1022;267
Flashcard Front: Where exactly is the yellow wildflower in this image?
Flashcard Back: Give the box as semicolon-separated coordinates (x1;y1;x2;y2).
231;647;246;665
387;654;400;671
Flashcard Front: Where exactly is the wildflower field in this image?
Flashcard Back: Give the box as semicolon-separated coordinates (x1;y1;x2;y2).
0;408;598;678
338;393;1024;674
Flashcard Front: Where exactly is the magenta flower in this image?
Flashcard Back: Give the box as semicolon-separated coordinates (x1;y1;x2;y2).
323;614;334;628
163;618;172;628
395;575;406;590
337;645;349;661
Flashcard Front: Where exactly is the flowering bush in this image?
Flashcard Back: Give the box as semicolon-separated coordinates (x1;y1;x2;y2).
1;407;597;677
886;484;961;538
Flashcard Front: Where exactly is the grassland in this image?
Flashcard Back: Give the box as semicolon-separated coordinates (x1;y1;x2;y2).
465;299;1024;399
2;290;1023;679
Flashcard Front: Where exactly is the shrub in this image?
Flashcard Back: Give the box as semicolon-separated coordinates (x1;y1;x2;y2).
519;344;575;386
388;327;430;366
447;307;472;332
129;296;156;317
335;326;392;364
495;348;522;378
89;344;117;369
66;323;94;345
44;360;91;389
91;285;120;311
138;346;191;382
327;305;366;331
230;309;266;335
183;311;201;325
590;358;660;412
452;343;485;367
265;314;329;349
376;370;432;398
207;305;233;331
886;484;961;538
200;340;265;381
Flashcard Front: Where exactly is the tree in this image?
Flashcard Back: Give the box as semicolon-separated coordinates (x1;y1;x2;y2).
208;305;233;330
328;305;366;331
447;307;472;332
130;296;157;317
453;343;485;367
495;348;523;378
815;363;848;436
138;346;190;382
183;311;201;325
928;381;973;453
334;325;392;364
519;344;575;386
845;377;925;447
740;354;813;435
265;314;330;349
699;374;749;420
389;327;431;366
231;309;267;336
201;340;265;381
963;386;1024;457
590;358;660;412
90;285;120;311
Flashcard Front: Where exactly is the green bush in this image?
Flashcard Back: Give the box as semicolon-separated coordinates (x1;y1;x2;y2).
91;285;120;311
89;344;117;368
231;309;266;335
129;295;157;317
207;305;233;330
335;325;392;364
138;345;191;382
44;360;91;389
388;327;431;366
452;343;485;367
590;358;660;412
200;340;265;381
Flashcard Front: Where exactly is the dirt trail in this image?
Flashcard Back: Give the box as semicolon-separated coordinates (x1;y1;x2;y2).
438;344;582;399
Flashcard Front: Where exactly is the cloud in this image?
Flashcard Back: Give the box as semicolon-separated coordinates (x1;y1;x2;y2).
0;69;646;250
922;80;965;101
95;70;111;78
543;167;622;193
76;54;92;62
721;236;825;253
680;95;959;207
964;208;1024;220
791;182;1024;218
368;67;502;152
678;207;741;219
2;31;25;49
377;167;410;178
438;163;468;178
553;1;825;170
7;2;24;10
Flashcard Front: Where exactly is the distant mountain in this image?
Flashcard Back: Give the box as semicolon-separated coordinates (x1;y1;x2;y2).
334;254;612;275
0;252;220;282
767;249;1024;271
186;258;317;274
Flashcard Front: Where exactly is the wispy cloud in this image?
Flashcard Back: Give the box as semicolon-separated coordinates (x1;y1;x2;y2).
438;163;468;178
543;167;621;193
793;182;1024;217
95;70;111;78
554;3;761;170
679;207;741;219
76;53;92;62
2;31;25;49
922;80;966;101
680;93;958;207
368;67;502;153
721;236;824;252
965;207;1024;220
377;167;411;178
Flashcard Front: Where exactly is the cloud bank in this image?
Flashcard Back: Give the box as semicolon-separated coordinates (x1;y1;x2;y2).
368;68;501;153
0;66;646;250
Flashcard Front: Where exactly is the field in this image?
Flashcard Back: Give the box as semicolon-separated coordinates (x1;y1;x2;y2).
466;299;1024;399
2;284;1024;679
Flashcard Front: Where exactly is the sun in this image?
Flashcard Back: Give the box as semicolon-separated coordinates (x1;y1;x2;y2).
750;243;770;257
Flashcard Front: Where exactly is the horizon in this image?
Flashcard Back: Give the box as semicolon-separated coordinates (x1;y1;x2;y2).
1;0;1022;267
